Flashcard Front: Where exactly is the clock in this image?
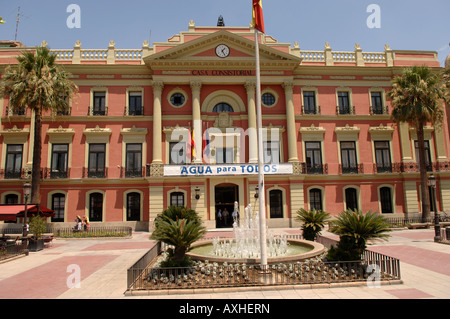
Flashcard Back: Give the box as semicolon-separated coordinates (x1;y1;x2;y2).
215;44;230;58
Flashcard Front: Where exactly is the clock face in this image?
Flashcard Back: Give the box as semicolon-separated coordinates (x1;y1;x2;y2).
215;44;230;58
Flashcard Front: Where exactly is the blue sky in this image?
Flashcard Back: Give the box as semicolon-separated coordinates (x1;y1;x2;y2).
1;0;449;65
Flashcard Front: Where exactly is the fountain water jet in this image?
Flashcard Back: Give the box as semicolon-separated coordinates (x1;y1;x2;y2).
187;202;325;264
212;203;288;259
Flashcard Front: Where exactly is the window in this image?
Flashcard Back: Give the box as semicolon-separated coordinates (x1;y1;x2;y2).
345;188;358;211
263;141;280;164
338;91;350;114
415;140;432;171
126;144;142;177
169;141;186;164
5;194;18;204
303;91;316;114
126;192;141;221
170;192;184;207
213;103;234;113
269;190;283;219
340;141;358;173
305;141;323;174
93;92;106;115
128;92;143;115
89;192;103;222
371;92;383;114
262;93;276;107
309;188;322;211
51;193;65;222
374;141;392;173
170;93;186;107
216;148;234;164
380;187;393;214
88;144;106;178
51;144;69;178
5;144;23;179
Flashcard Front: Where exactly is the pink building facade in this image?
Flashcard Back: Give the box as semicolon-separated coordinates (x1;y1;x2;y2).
0;22;448;230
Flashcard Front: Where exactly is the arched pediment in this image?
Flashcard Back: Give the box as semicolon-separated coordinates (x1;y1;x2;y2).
201;90;246;113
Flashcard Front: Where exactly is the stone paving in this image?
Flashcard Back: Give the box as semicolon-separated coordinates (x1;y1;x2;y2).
0;228;449;299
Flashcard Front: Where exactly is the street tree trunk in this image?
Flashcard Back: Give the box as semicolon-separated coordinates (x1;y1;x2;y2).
31;108;42;205
417;124;431;222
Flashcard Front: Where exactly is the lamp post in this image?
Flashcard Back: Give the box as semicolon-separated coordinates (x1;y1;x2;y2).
428;174;441;242
22;182;31;240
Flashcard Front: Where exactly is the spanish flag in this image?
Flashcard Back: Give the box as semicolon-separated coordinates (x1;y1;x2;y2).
252;0;265;34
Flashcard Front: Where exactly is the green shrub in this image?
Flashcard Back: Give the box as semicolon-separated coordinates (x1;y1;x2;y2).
327;209;391;261
29;215;47;239
151;206;207;267
295;209;330;241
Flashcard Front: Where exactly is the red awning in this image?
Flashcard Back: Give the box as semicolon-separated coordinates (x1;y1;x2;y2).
0;205;54;221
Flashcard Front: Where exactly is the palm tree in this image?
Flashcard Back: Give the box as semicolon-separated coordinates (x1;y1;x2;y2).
387;66;448;222
295;208;330;241
327;209;391;261
0;46;78;204
151;206;207;267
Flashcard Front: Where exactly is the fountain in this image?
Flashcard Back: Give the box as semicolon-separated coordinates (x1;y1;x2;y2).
188;203;325;264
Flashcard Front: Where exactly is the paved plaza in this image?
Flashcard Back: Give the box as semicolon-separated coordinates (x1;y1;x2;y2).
0;227;449;300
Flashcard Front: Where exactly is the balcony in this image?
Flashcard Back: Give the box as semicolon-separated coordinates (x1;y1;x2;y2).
120;166;146;178
373;163;393;174
124;106;144;116
302;105;321;115
83;167;108;178
336;105;355;115
304;163;328;175
43;168;70;179
0;169;25;179
339;163;364;174
88;106;108;116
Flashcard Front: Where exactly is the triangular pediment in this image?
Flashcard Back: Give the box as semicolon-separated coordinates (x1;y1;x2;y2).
144;30;301;71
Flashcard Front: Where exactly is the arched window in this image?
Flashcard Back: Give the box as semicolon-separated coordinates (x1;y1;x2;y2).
269;189;283;219
345;188;358;211
170;192;184;207
51;193;65;222
89;192;103;222
213;103;234;113
126;192;141;221
380;187;393;214
309;188;322;211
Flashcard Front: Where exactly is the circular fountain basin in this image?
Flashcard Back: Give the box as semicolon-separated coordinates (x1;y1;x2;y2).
187;239;325;264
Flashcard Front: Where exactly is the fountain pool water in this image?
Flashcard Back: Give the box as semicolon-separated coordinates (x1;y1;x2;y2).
188;203;325;264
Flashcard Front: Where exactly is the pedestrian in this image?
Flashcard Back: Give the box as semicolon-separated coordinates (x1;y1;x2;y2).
217;209;222;227
223;208;229;227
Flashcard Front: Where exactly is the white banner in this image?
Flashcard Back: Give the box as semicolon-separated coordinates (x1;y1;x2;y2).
164;163;293;177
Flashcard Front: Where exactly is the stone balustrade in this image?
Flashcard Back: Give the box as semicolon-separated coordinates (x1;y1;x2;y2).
49;40;393;67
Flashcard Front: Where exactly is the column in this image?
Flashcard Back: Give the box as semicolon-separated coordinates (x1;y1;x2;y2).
152;81;164;164
245;81;258;163
191;81;202;164
283;81;299;162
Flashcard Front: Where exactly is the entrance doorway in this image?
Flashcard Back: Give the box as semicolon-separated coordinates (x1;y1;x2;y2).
215;184;239;228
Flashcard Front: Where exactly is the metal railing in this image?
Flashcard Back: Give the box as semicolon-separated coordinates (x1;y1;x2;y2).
126;236;401;291
0;241;28;261
48;226;132;238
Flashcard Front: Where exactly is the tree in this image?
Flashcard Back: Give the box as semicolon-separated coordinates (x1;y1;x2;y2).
151;206;207;267
387;66;448;222
327;209;391;261
0;46;78;204
295;208;330;241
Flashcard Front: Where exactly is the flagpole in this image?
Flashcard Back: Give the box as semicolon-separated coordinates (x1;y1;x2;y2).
254;28;268;269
